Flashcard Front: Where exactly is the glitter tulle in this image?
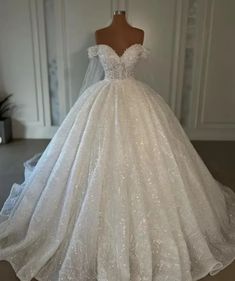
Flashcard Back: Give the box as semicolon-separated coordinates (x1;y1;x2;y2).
1;44;235;281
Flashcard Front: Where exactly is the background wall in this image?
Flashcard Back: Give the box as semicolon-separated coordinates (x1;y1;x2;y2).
0;0;234;140
181;0;235;140
59;0;186;114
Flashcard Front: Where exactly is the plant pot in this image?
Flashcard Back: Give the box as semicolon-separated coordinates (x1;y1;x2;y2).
0;117;12;144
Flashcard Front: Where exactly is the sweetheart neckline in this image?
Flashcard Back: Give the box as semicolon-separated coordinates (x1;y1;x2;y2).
90;43;144;59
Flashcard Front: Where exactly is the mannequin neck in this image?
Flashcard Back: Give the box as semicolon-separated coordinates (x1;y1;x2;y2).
111;11;129;27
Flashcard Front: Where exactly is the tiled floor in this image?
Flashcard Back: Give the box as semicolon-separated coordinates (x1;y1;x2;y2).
0;140;235;281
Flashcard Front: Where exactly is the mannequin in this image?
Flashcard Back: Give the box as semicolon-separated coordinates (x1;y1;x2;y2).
95;10;144;57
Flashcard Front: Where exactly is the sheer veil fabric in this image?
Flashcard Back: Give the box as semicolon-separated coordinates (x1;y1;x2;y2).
0;43;235;281
78;53;104;97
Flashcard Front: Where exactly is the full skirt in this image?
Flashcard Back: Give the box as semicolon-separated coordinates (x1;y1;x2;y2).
1;78;235;281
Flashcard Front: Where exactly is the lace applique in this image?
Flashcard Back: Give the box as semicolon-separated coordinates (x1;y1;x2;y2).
87;44;148;80
88;46;99;59
141;46;150;59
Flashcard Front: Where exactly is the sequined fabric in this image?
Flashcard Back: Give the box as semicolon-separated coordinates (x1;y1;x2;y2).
88;44;148;80
1;44;235;281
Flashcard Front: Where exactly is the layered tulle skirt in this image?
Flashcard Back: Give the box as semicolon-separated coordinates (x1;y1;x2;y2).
1;77;235;281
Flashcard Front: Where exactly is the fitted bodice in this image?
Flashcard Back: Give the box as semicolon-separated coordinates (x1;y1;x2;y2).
88;44;148;80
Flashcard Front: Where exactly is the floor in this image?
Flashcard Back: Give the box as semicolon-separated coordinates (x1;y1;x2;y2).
0;139;235;281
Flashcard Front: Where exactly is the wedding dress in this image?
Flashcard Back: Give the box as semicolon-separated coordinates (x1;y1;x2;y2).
1;43;235;281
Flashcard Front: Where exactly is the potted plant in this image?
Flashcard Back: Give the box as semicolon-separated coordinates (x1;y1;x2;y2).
0;94;13;144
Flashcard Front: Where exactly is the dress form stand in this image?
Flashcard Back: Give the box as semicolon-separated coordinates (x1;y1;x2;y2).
95;10;144;57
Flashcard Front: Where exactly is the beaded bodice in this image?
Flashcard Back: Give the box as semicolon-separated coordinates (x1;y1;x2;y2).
88;44;148;80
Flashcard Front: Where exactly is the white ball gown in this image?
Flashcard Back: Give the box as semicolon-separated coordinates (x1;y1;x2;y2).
1;43;235;281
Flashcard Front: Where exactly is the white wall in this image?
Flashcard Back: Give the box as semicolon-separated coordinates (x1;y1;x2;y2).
62;0;186;111
0;0;187;139
183;0;235;140
0;0;56;138
2;0;234;140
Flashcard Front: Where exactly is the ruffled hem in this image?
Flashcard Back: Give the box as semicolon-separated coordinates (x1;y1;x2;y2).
1;256;235;281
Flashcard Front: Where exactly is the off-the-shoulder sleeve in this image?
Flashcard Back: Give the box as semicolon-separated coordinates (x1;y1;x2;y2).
141;46;150;59
88;45;99;59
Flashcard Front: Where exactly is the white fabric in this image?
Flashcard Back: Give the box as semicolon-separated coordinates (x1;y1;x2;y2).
1;44;235;281
78;53;104;97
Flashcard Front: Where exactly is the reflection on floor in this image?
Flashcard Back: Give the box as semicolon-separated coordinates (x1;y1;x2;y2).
0;139;235;281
